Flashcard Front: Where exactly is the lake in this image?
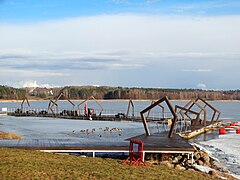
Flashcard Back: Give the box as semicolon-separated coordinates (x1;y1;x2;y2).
0;100;240;178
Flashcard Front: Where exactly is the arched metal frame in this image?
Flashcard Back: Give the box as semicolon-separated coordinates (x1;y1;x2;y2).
21;96;31;113
140;96;177;138
175;105;201;131
146;100;165;120
77;96;103;116
182;97;221;127
126;99;134;118
48;92;75;116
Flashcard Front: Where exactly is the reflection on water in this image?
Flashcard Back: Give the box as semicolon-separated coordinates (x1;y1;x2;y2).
191;130;220;143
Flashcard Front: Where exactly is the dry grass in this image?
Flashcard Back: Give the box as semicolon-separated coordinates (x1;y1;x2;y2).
0;148;219;180
0;131;22;139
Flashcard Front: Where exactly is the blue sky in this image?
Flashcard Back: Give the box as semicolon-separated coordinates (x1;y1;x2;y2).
1;0;240;22
0;0;240;89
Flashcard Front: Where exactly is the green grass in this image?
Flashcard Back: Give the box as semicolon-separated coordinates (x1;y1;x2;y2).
0;148;218;180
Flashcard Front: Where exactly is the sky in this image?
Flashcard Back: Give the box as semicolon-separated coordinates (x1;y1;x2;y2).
0;0;240;89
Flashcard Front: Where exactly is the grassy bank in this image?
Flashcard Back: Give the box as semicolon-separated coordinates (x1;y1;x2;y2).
0;148;218;180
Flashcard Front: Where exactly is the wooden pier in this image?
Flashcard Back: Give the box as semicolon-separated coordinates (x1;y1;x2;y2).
1;133;195;161
7;112;165;123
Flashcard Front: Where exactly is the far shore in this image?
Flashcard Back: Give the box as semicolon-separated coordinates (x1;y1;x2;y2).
1;99;240;103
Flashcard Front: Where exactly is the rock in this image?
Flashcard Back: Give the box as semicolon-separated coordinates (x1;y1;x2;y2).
208;170;217;177
172;157;179;164
175;164;186;171
177;155;182;160
199;151;204;156
172;155;182;164
220;166;229;173
202;153;210;163
152;154;160;161
188;168;195;172
194;153;201;160
161;153;171;161
160;161;174;168
187;159;193;164
211;161;222;170
198;160;204;166
204;162;211;167
145;155;151;161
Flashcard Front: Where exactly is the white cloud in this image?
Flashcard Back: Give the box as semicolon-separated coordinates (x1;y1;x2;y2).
20;80;54;88
1;14;239;53
197;83;207;89
0;14;240;88
22;80;38;88
182;69;212;72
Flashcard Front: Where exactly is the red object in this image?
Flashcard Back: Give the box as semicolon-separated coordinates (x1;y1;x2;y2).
84;104;87;116
230;123;237;127
234;122;239;126
236;129;240;134
122;139;147;166
219;128;226;135
225;126;231;128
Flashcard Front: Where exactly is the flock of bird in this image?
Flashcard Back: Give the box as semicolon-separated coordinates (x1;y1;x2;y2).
72;127;123;137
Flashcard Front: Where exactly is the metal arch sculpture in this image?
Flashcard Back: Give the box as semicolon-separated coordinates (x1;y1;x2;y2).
20;95;31;113
48;100;59;115
146;100;165;120
77;96;103;116
197;97;221;123
180;99;204;123
140;96;177;138
175;105;200;120
181;99;207;127
48;92;75;116
183;97;221;126
175;105;201;132
126;99;134;118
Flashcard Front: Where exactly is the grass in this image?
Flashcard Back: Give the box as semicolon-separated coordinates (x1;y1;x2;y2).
0;148;219;180
0;131;22;139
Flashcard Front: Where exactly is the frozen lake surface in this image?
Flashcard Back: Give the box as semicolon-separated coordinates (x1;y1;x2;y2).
196;133;240;179
0;115;157;147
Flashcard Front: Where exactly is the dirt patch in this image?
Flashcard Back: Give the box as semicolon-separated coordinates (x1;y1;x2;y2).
0;131;22;139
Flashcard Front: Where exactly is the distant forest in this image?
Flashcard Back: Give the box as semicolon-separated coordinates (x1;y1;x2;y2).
1;85;240;101
0;85;25;100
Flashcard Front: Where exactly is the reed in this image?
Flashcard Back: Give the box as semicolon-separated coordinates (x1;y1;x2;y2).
0;131;22;139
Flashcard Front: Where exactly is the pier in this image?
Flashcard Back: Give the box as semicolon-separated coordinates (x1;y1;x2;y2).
6;95;223;138
1;133;195;162
1;95;225;162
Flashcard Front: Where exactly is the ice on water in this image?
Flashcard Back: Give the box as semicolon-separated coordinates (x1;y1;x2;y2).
199;133;240;178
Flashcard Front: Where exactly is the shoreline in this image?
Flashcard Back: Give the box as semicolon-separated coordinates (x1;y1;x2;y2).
193;142;240;180
1;99;240;103
192;131;240;179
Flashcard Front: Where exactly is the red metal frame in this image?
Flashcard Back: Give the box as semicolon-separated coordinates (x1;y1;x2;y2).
122;139;147;166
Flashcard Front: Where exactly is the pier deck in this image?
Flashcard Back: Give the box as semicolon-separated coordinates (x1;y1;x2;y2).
7;112;165;122
1;133;195;158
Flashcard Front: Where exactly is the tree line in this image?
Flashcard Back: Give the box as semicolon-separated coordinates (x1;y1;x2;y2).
1;85;240;100
0;85;25;100
31;86;240;100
